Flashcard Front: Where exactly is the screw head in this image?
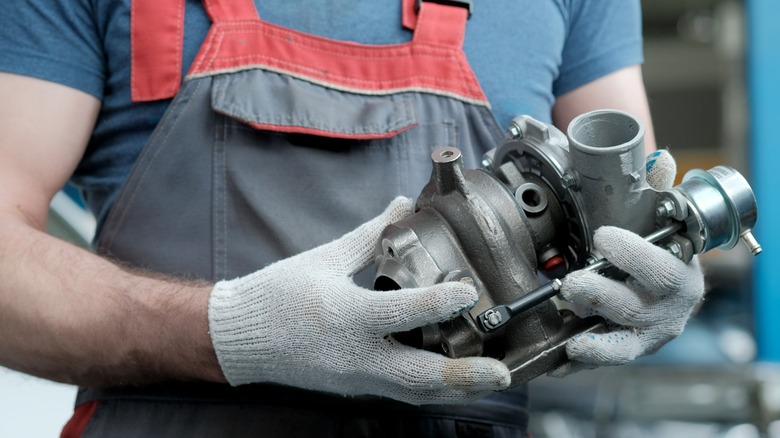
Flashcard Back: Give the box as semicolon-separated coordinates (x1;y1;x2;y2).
484;309;502;328
561;173;577;189
508;123;524;139
666;241;682;259
656;199;676;218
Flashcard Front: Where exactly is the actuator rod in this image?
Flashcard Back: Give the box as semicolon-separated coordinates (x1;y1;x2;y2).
477;222;684;333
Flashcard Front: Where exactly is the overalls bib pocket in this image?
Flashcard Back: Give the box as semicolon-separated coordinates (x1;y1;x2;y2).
211;70;418;140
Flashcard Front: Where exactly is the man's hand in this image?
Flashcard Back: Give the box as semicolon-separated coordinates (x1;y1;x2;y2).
552;149;705;372
558;227;705;367
208;197;511;405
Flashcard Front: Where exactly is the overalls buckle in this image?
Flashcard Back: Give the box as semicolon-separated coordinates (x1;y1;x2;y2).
416;0;473;18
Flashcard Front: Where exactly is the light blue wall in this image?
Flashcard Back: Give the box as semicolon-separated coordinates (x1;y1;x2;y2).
748;0;780;361
0;368;76;436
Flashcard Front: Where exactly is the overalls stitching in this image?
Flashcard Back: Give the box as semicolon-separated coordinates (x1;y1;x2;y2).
193;22;481;97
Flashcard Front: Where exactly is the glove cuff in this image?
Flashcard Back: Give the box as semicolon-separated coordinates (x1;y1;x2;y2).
208;277;277;386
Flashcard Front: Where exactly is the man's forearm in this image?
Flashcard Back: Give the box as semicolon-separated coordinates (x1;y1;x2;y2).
0;214;225;386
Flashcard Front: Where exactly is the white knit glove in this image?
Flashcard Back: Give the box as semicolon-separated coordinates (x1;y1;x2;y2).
552;150;706;372
557;227;705;367
208;197;511;405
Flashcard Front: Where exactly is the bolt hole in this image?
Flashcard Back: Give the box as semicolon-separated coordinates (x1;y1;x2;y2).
441;150;454;159
387;246;395;257
515;183;548;214
522;189;542;207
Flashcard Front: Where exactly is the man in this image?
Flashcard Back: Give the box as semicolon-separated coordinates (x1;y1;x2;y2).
0;0;703;436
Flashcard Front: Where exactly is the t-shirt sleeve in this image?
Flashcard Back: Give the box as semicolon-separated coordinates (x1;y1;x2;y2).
553;0;644;97
0;0;105;99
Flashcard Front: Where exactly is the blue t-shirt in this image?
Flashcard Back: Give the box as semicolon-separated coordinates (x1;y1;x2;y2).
0;0;643;227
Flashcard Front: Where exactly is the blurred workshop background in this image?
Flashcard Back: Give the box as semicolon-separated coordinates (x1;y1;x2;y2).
530;0;779;437
2;0;779;436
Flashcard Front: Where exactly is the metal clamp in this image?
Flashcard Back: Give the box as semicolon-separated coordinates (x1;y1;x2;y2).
416;0;473;18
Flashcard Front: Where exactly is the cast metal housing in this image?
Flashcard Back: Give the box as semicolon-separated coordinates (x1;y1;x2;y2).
374;109;760;385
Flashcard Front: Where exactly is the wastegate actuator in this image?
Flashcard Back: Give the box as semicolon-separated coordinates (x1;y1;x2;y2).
373;109;761;386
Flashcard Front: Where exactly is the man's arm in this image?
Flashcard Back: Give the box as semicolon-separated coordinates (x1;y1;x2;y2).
552;64;657;153
0;73;511;404
0;72;225;386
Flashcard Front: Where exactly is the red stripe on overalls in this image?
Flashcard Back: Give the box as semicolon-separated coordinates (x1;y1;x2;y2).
60;401;99;438
131;0;486;105
243;122;416;140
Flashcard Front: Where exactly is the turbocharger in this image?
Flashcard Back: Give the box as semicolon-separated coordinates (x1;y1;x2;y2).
373;109;760;386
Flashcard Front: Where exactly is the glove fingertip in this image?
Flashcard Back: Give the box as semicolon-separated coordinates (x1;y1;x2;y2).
443;357;511;390
471;359;511;390
376;282;478;333
385;196;414;222
432;281;479;317
560;270;599;301
646;149;676;190
354;197;414;243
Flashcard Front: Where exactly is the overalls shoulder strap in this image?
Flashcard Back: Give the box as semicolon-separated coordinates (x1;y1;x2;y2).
201;0;260;22
403;0;469;47
130;0;187;102
130;0;471;102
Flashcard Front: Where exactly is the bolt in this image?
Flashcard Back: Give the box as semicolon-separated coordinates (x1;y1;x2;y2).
656;199;676;218
629;172;641;184
561;173;576;189
666;241;682;259
508;122;524;139
481;154;494;171
483;309;502;328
